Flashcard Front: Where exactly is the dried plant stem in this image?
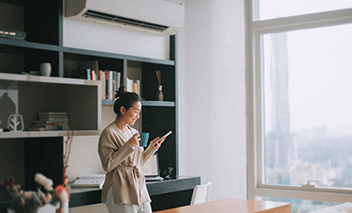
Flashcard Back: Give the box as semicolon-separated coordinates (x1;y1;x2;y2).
156;70;162;86
64;130;74;167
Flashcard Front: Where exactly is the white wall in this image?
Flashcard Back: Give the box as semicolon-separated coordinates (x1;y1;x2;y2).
178;0;246;200
64;19;169;60
63;0;246;208
65;106;116;182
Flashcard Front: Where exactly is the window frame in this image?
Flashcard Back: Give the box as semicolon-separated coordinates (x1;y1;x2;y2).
246;0;352;203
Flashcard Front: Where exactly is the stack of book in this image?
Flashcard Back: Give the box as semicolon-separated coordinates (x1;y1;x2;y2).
0;28;26;41
28;112;69;131
98;70;121;100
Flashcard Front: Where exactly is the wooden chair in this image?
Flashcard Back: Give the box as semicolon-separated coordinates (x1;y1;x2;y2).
309;202;352;212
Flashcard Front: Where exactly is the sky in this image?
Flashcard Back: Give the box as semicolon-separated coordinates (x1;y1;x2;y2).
259;0;352;21
261;1;352;137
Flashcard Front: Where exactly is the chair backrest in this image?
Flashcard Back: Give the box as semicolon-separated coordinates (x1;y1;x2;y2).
190;181;212;205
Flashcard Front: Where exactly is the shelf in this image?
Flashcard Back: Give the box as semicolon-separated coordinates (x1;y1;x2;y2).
102;100;175;107
0;73;99;86
142;101;175;107
0;73;102;136
0;38;62;52
0;130;101;139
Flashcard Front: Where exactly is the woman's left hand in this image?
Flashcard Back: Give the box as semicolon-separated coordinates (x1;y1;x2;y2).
151;137;166;150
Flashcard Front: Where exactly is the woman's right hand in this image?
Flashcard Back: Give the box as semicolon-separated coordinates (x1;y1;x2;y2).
127;133;140;147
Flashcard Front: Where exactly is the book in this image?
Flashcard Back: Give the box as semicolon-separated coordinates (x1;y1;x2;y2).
33;123;69;128
87;69;91;80
111;71;121;99
133;80;140;95
38;112;68;116
38;112;67;115
126;78;134;92
133;82;138;94
116;72;121;91
98;70;105;100
28;125;69;131
38;117;69;122
71;174;105;189
38;114;68;118
38;113;68;119
108;70;113;100
33;123;69;130
0;28;26;41
33;119;68;125
113;72;116;93
104;70;109;99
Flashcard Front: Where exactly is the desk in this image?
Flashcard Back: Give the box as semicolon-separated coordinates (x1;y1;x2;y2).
154;198;291;213
68;176;201;211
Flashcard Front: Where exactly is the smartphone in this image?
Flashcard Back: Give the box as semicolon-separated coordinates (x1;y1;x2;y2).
154;131;172;144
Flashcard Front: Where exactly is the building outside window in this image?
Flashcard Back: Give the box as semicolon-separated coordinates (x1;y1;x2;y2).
246;1;352;212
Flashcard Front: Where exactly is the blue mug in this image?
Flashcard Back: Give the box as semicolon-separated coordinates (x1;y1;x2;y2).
139;133;149;147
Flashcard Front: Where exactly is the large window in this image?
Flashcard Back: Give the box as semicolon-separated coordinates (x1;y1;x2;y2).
247;1;352;212
256;0;352;21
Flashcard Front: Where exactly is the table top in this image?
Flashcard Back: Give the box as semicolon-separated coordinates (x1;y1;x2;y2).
154;198;291;213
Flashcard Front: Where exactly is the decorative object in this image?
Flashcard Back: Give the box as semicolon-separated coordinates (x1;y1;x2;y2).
40;62;51;77
156;70;163;101
21;71;41;76
3;174;69;213
0;92;17;129
30;71;40;75
160;167;175;180
7;114;24;131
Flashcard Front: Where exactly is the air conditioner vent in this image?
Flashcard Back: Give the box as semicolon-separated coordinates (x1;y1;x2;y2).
84;10;169;32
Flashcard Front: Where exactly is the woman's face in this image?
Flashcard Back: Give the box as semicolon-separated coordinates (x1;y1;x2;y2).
121;101;141;126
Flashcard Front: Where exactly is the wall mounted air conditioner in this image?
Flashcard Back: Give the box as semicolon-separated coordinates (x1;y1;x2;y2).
65;0;184;35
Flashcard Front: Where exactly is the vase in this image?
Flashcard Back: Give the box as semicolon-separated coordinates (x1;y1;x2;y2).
40;62;51;76
157;85;163;101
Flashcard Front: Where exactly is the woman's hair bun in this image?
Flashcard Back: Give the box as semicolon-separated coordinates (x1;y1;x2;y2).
113;86;141;115
115;85;127;99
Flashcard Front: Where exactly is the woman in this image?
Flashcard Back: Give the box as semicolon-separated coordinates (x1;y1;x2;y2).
98;87;165;213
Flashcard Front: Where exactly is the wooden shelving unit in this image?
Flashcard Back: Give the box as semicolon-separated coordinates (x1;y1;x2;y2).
0;0;179;197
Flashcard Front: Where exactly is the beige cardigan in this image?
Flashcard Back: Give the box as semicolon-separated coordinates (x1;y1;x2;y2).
98;123;156;206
